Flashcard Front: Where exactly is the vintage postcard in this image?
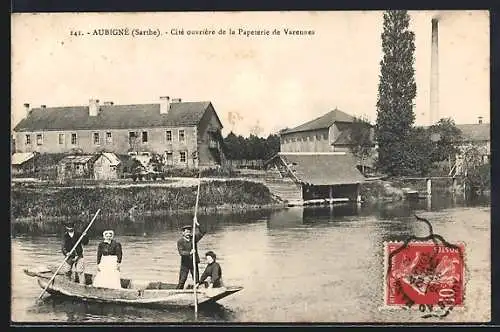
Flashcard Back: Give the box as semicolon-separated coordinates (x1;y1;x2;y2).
10;11;490;323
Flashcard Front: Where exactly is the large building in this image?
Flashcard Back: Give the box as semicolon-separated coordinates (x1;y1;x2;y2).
265;109;371;206
449;118;490;176
456;119;490;163
279;108;374;153
13;97;225;168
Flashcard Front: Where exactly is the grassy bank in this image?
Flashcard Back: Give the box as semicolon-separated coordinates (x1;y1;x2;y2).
11;180;283;222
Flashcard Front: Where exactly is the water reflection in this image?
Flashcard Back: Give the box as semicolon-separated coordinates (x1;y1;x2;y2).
28;296;235;322
12;193;490;323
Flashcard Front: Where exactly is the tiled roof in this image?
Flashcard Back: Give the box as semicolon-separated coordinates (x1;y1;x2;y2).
456;123;490;142
14;101;213;132
100;152;121;166
278;152;365;185
11;152;35;165
59;155;96;164
281;109;356;135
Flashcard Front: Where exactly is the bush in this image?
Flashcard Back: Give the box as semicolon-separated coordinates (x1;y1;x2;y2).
465;163;490;191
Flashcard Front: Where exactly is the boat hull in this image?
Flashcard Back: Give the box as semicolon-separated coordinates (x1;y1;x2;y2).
26;267;242;307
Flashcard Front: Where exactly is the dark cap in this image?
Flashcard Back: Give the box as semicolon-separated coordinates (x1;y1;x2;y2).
205;251;217;260
64;222;75;229
181;225;192;231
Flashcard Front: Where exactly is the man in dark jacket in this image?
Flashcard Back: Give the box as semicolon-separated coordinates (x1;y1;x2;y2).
61;222;89;284
176;217;206;289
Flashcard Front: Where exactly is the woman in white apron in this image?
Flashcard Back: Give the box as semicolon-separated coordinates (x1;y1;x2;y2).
93;230;123;289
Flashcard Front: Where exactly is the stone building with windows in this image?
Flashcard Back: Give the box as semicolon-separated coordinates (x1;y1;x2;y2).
13;97;225;168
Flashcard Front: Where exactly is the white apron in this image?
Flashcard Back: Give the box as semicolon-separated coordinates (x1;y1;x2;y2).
93;255;121;289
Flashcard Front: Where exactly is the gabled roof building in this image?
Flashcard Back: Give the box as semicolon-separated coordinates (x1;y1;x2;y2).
13;97;225;168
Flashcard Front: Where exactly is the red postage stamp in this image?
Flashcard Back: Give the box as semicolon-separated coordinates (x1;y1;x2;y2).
384;241;465;310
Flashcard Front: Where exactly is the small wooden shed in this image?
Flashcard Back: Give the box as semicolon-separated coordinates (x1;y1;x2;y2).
93;152;122;180
57;155;97;182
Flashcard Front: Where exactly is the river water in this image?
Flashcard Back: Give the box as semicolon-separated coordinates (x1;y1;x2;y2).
11;195;491;323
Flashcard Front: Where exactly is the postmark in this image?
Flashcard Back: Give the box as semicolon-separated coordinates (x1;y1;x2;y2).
383;215;466;318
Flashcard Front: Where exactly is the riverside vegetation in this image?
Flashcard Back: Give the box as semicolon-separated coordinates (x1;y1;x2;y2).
11;179;284;227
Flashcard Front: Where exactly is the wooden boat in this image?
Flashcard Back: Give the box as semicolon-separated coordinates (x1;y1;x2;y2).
24;266;243;307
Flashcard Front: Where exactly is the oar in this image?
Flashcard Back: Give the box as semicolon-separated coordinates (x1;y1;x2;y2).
37;209;101;300
192;171;202;318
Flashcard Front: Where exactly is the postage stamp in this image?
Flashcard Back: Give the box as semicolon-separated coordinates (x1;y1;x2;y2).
384;240;466;313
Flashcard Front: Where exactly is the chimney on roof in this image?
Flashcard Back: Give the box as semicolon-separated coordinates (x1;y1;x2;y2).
160;96;170;114
89;99;100;117
478;116;483;124
171;98;182;103
23;103;30;118
103;101;114;106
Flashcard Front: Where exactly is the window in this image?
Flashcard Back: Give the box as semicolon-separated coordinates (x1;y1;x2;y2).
180;151;186;163
166;130;172;142
179;130;185;142
129;132;137;144
25;134;31;145
93;132;100;145
106;132;112;144
36;134;43;145
58;133;64;145
71;133;77;145
142;131;148;143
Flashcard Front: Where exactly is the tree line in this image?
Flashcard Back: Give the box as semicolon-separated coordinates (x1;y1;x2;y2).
222;132;281;161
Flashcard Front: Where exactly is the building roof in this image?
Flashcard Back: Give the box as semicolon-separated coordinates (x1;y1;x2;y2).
281;109;356;135
13;101;215;132
456;123;490;142
59;155;96;164
278;152;365;185
12;152;35;166
99;152;121;166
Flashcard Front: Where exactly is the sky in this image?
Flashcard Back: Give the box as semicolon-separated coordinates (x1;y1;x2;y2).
11;11;490;137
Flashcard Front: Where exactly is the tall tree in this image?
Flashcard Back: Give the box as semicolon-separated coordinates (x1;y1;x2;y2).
375;10;417;176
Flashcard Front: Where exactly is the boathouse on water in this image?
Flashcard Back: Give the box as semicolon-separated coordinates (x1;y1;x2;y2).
265;152;366;206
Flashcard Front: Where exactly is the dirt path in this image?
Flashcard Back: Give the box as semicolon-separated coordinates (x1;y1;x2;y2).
13;176;266;189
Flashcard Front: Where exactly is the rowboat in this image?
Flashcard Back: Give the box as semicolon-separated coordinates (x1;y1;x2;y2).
24;266;243;307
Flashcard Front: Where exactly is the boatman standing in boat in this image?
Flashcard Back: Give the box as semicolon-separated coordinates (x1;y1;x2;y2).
176;217;206;289
60;222;89;285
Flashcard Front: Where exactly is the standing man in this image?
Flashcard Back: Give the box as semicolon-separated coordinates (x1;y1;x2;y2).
176;217;206;289
60;222;89;285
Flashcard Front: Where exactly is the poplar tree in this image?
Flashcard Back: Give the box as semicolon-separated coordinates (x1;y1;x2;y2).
375;10;417;176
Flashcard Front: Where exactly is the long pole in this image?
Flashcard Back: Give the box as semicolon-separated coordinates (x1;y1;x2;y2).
38;209;101;300
192;171;202;317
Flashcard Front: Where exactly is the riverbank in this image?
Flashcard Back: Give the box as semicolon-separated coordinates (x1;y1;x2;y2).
11;179;285;224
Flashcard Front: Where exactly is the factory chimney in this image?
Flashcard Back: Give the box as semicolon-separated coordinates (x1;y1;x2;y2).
429;18;439;126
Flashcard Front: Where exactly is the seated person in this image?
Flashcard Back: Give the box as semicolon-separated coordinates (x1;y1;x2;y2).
196;251;223;288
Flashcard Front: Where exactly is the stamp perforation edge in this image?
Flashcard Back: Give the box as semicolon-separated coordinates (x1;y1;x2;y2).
379;240;467;313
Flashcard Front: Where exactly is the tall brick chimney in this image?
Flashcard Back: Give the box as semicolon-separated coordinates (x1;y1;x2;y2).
429;18;439;126
160;96;170;114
